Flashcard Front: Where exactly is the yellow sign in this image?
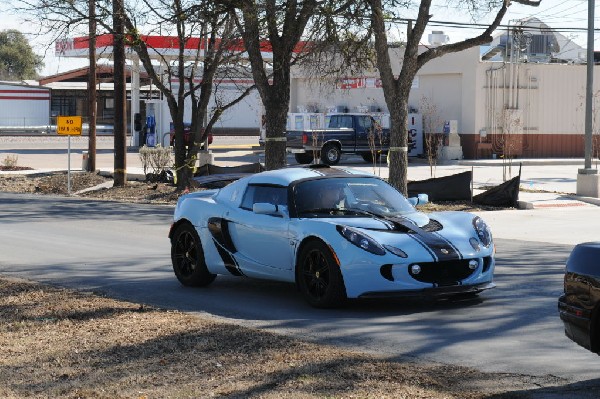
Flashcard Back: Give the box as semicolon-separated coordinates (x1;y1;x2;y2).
57;116;82;136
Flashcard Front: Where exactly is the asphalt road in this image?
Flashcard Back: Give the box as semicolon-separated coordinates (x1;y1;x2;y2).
1;192;600;393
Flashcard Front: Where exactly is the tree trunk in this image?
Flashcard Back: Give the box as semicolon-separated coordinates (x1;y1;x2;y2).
87;0;96;172
263;88;289;170
112;0;127;187
387;94;409;195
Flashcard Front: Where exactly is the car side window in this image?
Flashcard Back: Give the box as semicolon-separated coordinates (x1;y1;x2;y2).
240;185;287;210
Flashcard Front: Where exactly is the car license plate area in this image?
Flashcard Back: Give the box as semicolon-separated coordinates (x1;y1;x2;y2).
409;259;476;284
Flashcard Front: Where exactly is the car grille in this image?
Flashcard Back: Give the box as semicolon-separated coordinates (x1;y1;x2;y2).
421;219;442;232
408;259;476;284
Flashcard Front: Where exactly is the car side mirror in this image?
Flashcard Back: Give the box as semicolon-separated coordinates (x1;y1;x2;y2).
252;203;288;218
408;193;429;207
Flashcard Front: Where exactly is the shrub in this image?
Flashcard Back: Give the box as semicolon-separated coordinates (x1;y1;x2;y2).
2;154;18;168
139;145;172;175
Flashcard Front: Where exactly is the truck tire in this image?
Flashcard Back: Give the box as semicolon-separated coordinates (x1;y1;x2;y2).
321;143;341;165
294;152;314;164
360;152;381;163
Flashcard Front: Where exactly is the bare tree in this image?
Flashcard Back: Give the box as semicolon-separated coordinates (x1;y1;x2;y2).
15;0;255;189
419;95;443;177
120;0;254;188
367;0;540;194
497;108;523;181
229;0;323;170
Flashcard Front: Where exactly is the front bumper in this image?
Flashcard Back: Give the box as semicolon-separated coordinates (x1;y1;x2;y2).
286;147;307;154
358;282;495;299
558;294;593;351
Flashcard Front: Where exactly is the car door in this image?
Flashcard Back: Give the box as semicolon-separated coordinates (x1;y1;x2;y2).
225;185;295;280
328;114;356;149
355;115;374;151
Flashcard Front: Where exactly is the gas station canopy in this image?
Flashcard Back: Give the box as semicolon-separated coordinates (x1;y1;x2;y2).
55;34;307;61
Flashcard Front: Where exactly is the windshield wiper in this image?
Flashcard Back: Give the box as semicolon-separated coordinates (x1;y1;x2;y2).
299;207;378;216
300;207;388;219
341;207;383;218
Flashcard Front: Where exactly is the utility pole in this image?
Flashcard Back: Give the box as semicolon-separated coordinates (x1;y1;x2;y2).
584;0;595;171
87;0;97;172
113;0;127;186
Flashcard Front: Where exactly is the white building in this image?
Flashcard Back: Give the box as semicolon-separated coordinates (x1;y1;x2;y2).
290;18;593;159
0;82;50;129
48;22;597;159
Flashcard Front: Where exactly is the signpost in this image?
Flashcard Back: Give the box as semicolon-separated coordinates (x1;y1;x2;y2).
57;116;82;194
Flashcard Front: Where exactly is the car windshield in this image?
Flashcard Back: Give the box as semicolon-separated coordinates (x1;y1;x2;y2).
294;177;415;217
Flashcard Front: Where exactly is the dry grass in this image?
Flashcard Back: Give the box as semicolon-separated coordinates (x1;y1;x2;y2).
0;276;514;399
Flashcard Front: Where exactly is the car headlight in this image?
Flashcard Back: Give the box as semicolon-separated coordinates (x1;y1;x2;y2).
472;216;492;247
336;225;385;255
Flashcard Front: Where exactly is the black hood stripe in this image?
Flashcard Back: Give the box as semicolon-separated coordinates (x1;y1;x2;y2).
433;231;463;260
407;233;438;261
390;217;462;261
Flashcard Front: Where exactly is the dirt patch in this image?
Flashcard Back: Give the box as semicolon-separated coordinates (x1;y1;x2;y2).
0;166;33;171
0;172;188;203
0;275;561;399
0;171;507;211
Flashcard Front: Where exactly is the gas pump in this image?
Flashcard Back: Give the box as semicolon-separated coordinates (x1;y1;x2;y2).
145;115;156;147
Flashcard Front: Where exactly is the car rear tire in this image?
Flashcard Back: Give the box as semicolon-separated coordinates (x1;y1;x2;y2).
297;240;347;308
171;223;216;287
294;152;314;164
320;143;341;165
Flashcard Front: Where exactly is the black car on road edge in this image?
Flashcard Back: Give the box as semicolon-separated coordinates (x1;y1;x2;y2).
559;242;600;354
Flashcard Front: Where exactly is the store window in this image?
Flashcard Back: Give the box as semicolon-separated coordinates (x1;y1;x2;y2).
51;97;76;117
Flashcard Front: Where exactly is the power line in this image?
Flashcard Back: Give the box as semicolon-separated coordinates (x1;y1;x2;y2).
382;16;600;33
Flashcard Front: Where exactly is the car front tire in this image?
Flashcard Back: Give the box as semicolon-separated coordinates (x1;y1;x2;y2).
171;223;216;287
297;240;347;308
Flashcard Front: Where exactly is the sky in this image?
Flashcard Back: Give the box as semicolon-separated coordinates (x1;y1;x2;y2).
0;0;597;77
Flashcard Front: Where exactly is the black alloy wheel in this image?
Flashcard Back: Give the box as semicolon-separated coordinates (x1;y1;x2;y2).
297;240;346;308
171;223;216;287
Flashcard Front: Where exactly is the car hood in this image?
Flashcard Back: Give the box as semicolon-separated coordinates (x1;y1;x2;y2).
314;210;431;230
312;210;484;254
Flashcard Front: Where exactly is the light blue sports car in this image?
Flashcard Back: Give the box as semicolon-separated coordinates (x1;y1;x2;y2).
169;165;495;308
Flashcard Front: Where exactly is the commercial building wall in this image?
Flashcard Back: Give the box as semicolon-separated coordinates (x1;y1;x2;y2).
0;83;50;127
290;45;598;159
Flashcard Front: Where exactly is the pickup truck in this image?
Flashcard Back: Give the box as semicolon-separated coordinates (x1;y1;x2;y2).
169;126;213;150
285;113;391;165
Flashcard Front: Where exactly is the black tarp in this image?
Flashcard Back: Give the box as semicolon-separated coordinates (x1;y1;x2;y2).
473;174;521;208
407;171;472;201
194;163;265;177
192;163;265;188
